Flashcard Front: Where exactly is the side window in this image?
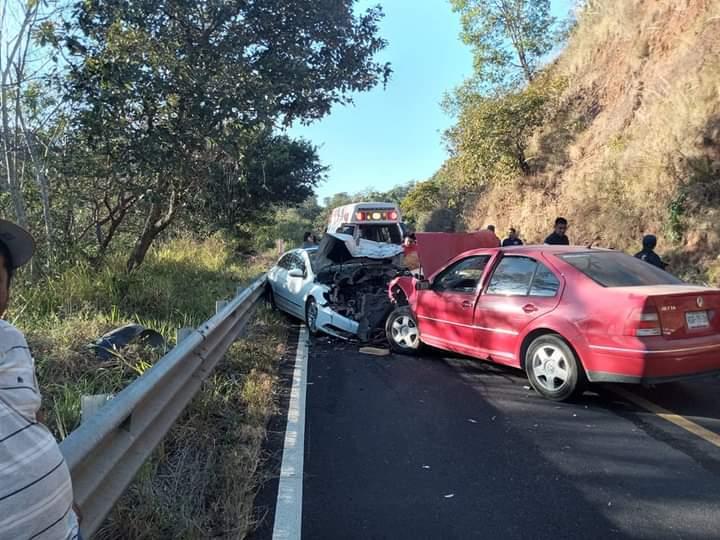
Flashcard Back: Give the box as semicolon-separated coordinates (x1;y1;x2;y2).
486;257;537;296
288;253;305;273
295;254;307;275
278;254;293;270
433;256;491;294
530;263;560;297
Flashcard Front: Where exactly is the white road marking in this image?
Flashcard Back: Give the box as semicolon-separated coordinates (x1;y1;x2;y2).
272;326;309;540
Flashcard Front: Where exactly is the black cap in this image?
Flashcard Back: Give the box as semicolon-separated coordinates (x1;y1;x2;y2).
0;220;35;268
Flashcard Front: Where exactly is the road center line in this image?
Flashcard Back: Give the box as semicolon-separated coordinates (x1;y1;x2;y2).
612;387;720;449
272;326;309;540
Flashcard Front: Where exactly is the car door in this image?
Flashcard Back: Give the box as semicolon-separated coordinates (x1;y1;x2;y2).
283;252;310;318
293;251;318;320
474;256;562;366
270;254;293;312
415;255;492;356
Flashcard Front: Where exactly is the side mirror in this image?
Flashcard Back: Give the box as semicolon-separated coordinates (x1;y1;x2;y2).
415;279;430;291
288;268;304;279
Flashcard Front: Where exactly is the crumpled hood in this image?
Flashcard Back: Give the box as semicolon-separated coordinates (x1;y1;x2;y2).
313;233;404;270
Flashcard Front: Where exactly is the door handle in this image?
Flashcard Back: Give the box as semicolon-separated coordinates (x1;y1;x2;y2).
461;300;473;309
522;304;538;313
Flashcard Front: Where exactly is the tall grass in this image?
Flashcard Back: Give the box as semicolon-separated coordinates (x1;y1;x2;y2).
9;236;284;538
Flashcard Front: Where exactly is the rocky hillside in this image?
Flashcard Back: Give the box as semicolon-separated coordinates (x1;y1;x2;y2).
470;0;720;281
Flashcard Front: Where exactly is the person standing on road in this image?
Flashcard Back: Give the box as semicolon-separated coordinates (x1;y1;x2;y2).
502;228;524;247
0;219;81;540
544;217;570;245
634;234;667;270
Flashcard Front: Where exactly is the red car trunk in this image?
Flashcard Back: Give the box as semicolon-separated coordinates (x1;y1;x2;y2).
621;286;720;339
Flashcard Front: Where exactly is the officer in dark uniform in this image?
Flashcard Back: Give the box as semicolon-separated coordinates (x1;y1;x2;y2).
544;217;570;245
634;234;667;270
502;228;524;247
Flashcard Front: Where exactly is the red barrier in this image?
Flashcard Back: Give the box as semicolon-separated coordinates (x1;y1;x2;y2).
415;231;500;277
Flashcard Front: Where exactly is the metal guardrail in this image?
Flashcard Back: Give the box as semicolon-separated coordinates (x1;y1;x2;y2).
59;276;267;538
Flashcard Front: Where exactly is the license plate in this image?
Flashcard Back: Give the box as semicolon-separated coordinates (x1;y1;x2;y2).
686;311;709;329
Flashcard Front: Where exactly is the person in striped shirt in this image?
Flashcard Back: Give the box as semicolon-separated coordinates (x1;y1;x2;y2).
0;220;80;540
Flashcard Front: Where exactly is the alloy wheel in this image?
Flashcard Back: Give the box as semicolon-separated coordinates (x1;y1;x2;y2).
391;315;419;349
531;344;570;392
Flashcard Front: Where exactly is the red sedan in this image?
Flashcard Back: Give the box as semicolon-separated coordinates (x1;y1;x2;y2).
386;245;720;401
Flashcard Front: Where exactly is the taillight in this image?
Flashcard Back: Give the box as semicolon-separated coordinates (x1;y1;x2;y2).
356;212;365;221
389;211;398;220
625;307;661;337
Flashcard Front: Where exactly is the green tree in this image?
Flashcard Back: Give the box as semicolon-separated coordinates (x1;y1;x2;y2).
197;130;326;235
447;77;564;184
451;0;557;90
60;0;391;271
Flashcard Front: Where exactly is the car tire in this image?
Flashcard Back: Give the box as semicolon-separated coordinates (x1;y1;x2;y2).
305;297;320;336
266;285;278;311
385;306;422;354
525;334;585;402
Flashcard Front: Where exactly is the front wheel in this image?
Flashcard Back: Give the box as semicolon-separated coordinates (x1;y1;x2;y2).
525;334;585;402
305;297;320;336
385;306;421;354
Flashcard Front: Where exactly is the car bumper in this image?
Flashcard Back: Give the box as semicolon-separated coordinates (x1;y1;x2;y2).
585;337;720;384
316;303;360;339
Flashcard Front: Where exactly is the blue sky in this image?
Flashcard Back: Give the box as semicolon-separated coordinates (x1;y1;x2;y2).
289;0;575;204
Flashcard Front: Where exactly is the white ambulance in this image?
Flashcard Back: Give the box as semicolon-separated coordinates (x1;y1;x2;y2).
326;202;405;245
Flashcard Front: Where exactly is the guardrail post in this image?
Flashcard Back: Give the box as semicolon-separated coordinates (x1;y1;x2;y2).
216;300;229;313
236;286;244;298
176;327;193;343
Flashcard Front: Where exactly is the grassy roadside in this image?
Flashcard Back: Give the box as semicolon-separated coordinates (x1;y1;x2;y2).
10;236;287;538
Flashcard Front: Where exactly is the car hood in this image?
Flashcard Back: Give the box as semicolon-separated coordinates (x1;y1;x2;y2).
312;232;404;270
415;231;500;277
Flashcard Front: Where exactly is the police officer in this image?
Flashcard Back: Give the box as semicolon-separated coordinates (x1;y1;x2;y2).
635;234;667;270
502;227;524;247
544;217;570;245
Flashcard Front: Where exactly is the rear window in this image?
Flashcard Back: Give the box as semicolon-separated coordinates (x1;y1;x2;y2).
358;224;402;244
560;252;684;287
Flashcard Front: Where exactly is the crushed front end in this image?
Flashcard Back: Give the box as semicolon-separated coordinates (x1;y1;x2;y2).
316;261;404;341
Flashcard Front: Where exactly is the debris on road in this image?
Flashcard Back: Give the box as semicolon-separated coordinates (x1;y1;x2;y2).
523;385;531;390
359;346;390;356
422;465;431;470
443;493;455;499
467;418;478;424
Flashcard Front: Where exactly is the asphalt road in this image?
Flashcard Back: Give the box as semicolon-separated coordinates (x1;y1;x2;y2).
256;331;720;540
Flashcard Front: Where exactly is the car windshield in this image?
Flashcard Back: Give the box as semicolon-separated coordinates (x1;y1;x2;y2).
559;251;684;287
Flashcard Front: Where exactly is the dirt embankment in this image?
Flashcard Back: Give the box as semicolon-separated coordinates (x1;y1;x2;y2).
472;0;720;280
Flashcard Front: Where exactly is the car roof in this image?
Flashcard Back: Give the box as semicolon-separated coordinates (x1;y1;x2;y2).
477;244;612;254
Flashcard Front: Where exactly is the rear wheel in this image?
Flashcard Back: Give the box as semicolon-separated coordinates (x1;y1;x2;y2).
305;297;320;336
385;306;421;354
525;334;585;402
